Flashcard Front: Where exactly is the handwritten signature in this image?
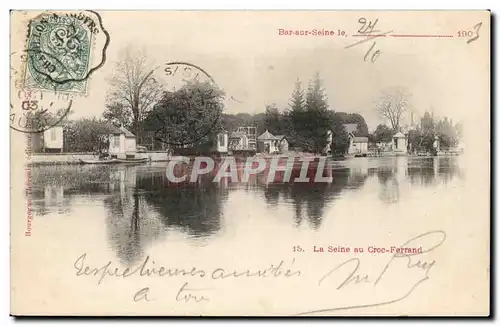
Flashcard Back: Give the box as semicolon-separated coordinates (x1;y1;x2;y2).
296;230;446;315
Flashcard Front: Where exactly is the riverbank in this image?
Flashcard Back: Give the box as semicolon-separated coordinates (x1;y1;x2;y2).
27;152;171;165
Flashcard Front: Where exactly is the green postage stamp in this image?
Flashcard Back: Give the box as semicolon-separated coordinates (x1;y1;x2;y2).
23;11;107;94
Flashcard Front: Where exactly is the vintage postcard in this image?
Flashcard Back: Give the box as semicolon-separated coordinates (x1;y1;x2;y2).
10;10;490;316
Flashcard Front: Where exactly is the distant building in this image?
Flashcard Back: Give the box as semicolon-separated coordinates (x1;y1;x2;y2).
43;126;64;153
225;126;258;155
275;135;289;153
215;131;229;153
325;123;368;155
229;131;250;150
348;136;369;155
392;132;408;153
109;126;137;159
30;126;64;153
340;123;368;155
257;130;288;154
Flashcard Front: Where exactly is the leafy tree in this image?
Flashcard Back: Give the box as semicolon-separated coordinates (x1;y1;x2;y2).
373;124;395;143
330;120;350;155
103;102;133;130
334;112;369;136
144;80;225;148
264;104;285;135
64;117;115;152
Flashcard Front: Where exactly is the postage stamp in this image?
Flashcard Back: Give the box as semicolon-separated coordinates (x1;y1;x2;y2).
23;11;109;94
10;10;109;133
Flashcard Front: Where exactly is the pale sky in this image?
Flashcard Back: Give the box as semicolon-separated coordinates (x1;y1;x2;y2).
67;11;486;132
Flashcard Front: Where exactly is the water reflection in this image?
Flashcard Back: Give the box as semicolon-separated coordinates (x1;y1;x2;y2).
30;156;463;263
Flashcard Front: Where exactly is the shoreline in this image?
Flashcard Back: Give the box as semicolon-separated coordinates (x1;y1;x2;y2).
27;151;462;166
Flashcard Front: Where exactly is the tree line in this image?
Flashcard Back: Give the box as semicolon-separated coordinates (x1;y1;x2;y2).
27;47;461;155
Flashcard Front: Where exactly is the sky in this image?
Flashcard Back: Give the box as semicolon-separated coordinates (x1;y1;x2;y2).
57;11;486;132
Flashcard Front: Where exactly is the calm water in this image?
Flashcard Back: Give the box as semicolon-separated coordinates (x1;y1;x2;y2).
30;156;463;265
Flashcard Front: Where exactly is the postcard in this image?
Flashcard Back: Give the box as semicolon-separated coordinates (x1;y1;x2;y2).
10;10;490;316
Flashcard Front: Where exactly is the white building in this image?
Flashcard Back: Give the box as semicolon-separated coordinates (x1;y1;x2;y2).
109;126;137;159
216;131;229;153
229;131;250;150
43;126;63;152
342;124;368;155
348;136;369;155
257;130;288;154
392;132;408;153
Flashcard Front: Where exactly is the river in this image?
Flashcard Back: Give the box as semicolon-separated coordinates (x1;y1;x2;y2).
29;156;463;266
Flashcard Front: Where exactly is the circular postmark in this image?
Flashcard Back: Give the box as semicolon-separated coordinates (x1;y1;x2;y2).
152;62;223;147
10;51;73;134
23;11;110;94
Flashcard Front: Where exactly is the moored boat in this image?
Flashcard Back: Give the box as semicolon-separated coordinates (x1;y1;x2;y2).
79;157;149;164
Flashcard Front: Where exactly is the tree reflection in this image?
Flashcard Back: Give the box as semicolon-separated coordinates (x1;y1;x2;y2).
407;157;461;186
137;175;227;238
29;156;461;264
258;166;365;229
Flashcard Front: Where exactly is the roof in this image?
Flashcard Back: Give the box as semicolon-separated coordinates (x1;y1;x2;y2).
274;135;286;141
258;130;276;140
110;126;135;137
393;132;405;138
353;136;368;143
342;123;358;134
230;131;248;138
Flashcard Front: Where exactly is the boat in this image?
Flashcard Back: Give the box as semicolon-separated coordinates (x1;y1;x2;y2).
79;157;149;164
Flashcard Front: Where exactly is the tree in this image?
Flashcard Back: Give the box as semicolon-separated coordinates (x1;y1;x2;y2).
305;72;329;112
64;117;115;152
287;78;306;147
144;80;225;148
334;112;369;136
330;120;350;155
375;87;411;132
22;107;73;132
264;104;282;134
103;102;133;130
436;117;459;148
289;78;305;113
298;72;331;153
373;124;394;143
106;46;163;142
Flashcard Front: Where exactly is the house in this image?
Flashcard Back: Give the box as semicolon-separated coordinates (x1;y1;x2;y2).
215;131;229;153
340;123;368;155
274;135;289;153
257;130;288;154
330;123;368;155
30;126;64;153
348;136;369;155
109;126;137;159
43;126;64;153
229;131;249;150
392;132;407;153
